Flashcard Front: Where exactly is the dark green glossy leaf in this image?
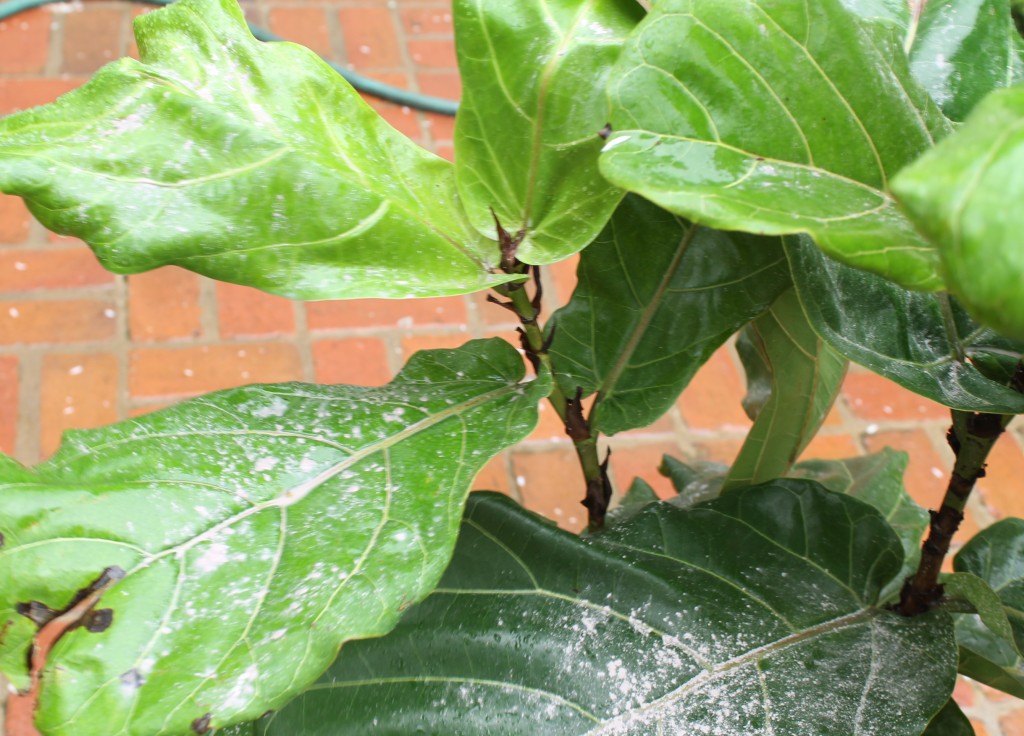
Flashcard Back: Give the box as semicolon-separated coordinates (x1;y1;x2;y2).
607;477;659;525
0;339;548;735
600;0;951;291
952;518;1024;697
453;0;642;262
786;236;1024;413
254;483;957;735
0;0;516;299
922;699;975;736
943;572;1018;647
790;449;926;601
725;290;847;490
547;195;789;435
892;85;1024;339
843;0;1019;121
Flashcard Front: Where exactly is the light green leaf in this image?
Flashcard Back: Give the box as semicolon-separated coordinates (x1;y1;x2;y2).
786;236;1024;413
725;289;847;490
952;518;1024;698
547;195;790;435
453;0;642;262
892;85;1024;339
922;699;975;736
599;0;952;292
0;339;548;735
789;449;927;601
0;0;516;300
252;484;956;735
843;0;1019;121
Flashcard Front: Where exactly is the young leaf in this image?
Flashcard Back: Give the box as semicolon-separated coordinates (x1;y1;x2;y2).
943;572;1018;650
0;0;515;300
0;339;549;735
892;85;1024;339
951;518;1024;698
658;455;727;508
921;699;975;736
786;236;1024;413
724;289;847;490
453;0;643;262
546;196;790;435
599;0;952;291
250;485;956;735
842;0;1020;121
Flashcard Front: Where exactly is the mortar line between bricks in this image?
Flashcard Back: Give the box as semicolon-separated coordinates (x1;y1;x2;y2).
198;275;221;341
292;300;314;383
14;350;42;464
43;6;62;76
113;273;130;425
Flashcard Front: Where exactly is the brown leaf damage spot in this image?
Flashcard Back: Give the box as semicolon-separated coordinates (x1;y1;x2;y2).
6;566;125;736
191;713;213;734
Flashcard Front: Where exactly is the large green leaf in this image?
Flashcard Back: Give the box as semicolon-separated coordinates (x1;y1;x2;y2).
725;290;847;490
546;195;789;435
789;450;926;600
0;0;515;300
253;484;956;734
786;236;1024;413
892;85;1024;339
453;0;642;262
0;339;548;735
952;519;1024;698
599;0;952;292
922;699;975;736
842;0;1020;121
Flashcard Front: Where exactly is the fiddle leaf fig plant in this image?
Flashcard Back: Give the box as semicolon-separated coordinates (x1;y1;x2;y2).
1;0;1023;733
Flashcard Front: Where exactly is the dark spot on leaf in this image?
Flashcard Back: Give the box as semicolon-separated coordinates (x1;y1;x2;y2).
82;608;113;633
16;601;57;628
0;531;5;548
120;668;144;690
191;713;212;734
260;710;274;719
598;123;612;139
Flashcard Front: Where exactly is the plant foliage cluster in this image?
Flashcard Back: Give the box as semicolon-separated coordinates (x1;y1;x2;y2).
1;0;1024;733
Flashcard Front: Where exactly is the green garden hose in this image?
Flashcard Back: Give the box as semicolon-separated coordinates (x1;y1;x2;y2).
0;0;460;115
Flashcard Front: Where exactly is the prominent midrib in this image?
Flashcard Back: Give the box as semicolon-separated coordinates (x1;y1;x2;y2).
593;223;699;421
589;608;877;733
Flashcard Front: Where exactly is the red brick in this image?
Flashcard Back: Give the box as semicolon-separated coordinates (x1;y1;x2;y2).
399;332;469;361
362;72;422;140
608;441;684;500
129;343;302;399
678;348;752;432
0;78;85;114
407;39;457;69
400;6;453;35
62;8;125;75
0;194;31;244
981;681;1018;703
312;337;391;385
952;677;975;708
268;7;333;57
216;282;294;338
417;72;458;143
843;369;948;421
0;8;50;73
128;267;202;342
40;352;118;458
472;453;513;497
0;248;112;291
434;141;454;161
797;433;860;462
0;355;18;454
528;396;571;443
974;433;1024;520
308;296;467;330
512;446;587;532
470;291;520;327
547;254;579;306
338;8;402;68
863;429;948;511
425;112;454;145
693;437;744;466
0;299;116;344
970;721;989;736
1001;707;1024;736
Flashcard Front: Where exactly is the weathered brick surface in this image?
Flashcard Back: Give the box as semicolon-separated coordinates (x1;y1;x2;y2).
2;2;1023;732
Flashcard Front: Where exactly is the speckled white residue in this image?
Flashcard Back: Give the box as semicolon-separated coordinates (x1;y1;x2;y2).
254;457;278;472
253;396;288;418
194;542;230;573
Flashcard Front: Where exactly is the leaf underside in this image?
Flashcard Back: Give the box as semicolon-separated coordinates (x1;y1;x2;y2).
599;0;952;292
0;0;514;299
0;339;548;735
253;483;956;735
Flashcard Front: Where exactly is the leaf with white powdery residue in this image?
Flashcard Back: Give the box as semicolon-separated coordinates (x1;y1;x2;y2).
0;0;515;299
600;0;952;291
453;0;642;262
0;339;549;735
546;195;789;435
250;483;957;735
